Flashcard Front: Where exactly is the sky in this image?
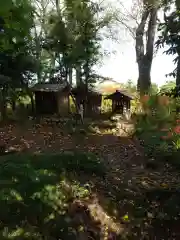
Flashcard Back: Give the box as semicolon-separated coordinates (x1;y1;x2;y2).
95;0;176;86
96;40;175;86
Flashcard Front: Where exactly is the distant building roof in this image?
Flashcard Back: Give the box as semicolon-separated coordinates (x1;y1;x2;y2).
98;78;120;85
31;83;68;92
94;79;123;94
30;82;135;99
105;90;135;100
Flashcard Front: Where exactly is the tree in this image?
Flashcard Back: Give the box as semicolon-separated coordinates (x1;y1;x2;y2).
135;0;161;94
156;0;180;88
42;0;116;116
0;0;36;118
124;79;137;94
116;0;160;94
31;0;56;83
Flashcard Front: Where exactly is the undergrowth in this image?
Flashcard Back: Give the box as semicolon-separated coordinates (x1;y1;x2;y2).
0;152;105;239
135;95;180;164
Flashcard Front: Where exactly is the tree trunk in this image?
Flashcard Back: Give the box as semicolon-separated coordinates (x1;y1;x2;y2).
29;93;34;115
68;67;73;113
76;65;82;86
33;16;42;82
55;0;60;15
136;5;158;94
176;54;180;87
69;67;73;86
176;0;180;88
1;87;7;121
84;62;89;116
176;54;180;111
175;55;180;112
64;67;83;123
12;100;16;112
137;57;151;94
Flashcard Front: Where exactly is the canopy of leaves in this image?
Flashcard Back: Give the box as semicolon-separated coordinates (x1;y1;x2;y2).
160;80;176;94
159;80;180;98
156;0;180;81
0;0;37;88
43;0;115;86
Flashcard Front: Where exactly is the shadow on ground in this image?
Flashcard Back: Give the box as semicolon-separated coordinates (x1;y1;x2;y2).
0;152;110;239
0;118;180;239
0;150;180;239
93;169;180;239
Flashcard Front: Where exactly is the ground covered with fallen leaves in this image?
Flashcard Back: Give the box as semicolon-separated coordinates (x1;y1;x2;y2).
1;118;180;239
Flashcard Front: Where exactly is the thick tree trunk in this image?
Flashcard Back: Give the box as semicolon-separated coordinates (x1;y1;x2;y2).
176;56;180;112
76;65;82;86
176;54;180;87
137;57;152;94
176;0;180;88
136;5;158;94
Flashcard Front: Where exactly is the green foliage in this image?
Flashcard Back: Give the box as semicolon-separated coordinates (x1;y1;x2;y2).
0;0;34;50
159;80;176;95
101;96;112;113
135;95;180;160
0;0;38;119
150;83;159;94
156;0;180;84
0;152;105;239
123;79;137;94
44;0;115;86
0;0;36;88
0;0;117;117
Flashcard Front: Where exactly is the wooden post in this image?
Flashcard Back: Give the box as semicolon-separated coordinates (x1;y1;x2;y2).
79;103;84;123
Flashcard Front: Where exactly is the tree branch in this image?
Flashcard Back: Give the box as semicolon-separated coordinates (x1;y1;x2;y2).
146;7;157;61
135;8;150;62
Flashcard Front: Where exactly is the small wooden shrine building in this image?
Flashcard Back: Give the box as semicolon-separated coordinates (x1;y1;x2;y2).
71;85;102;116
31;82;133;116
105;90;134;114
31;83;69;115
31;83;103;116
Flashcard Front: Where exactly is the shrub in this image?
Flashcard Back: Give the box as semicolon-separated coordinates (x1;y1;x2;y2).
135;94;180;162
